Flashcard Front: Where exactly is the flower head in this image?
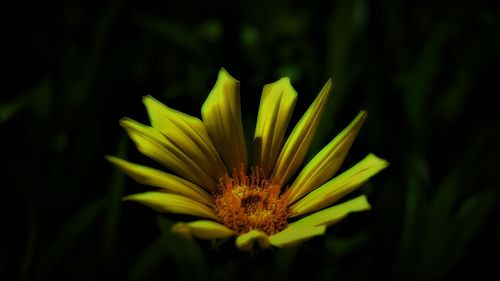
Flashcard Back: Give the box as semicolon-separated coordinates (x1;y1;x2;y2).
107;68;388;251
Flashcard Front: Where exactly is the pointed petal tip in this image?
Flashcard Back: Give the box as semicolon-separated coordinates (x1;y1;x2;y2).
262;76;297;96
118;117;134;128
278;77;293;87
281;77;291;83
352;110;368;127
104;155;114;161
104;155;121;164
317;78;334;102
266;76;291;88
121;192;219;219
122;192;155;203
347;111;368;126
142;95;158;107
270;225;326;248
142;95;172;116
122;194;136;202
142;94;155;102
119;117;150;134
172;220;236;240
323;78;333;91
290;195;373;227
367;153;390;168
351;194;372;211
218;67;239;83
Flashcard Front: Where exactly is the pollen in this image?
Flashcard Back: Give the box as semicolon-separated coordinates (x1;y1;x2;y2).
214;166;289;235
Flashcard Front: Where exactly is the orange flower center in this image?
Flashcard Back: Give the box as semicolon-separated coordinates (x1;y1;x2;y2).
214;167;289;235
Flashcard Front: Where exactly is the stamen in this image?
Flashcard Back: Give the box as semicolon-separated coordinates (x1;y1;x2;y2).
214;165;289;235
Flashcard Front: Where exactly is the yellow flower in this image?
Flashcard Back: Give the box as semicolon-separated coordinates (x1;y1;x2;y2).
107;68;388;251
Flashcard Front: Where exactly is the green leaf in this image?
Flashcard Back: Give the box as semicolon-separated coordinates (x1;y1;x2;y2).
102;134;128;265
394;153;430;277
449;189;496;267
401;8;458;134
434;69;471;124
19;220;37;280
310;0;356;154
156;217;207;281
0;78;52;125
0;96;29;125
420;171;460;262
128;237;168;280
329;231;370;257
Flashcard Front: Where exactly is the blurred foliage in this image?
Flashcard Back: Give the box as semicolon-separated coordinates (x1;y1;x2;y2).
1;0;499;280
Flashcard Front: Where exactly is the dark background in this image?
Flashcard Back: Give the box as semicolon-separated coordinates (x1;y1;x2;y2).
1;0;499;280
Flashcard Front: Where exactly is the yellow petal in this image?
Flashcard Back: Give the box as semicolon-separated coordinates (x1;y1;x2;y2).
120;117;219;191
272;80;332;186
290;154;388;217
106;156;214;206
269;225;326;248
287;111;368;203
171;220;235;240
124;192;219;220
235;230;270;251
290;195;371;228
201;68;247;171
143;96;227;183
254;78;297;177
